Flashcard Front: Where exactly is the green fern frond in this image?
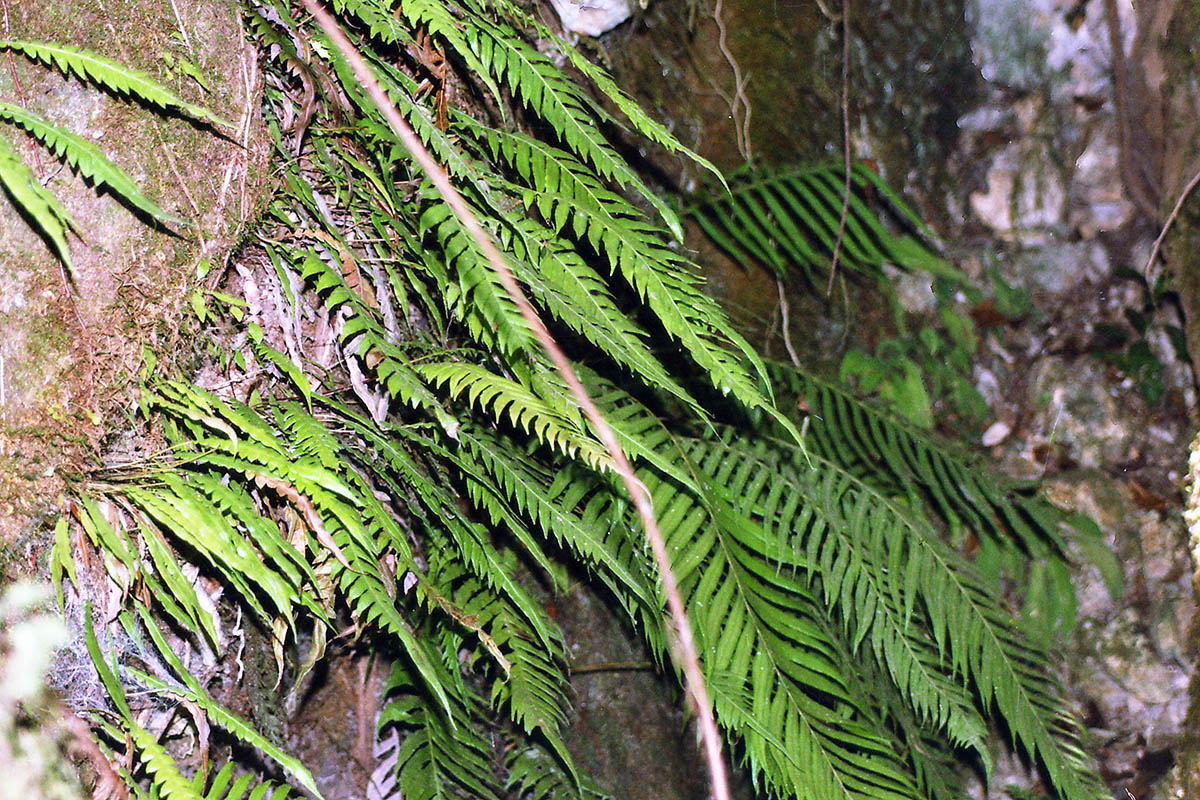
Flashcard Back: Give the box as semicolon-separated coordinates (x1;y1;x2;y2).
84;605;316;800
475;0;725;193
328;406;565;665
418;194;537;358
688;163;960;283
329;0;414;45
379;662;505;800
677;430;1106;800
75;495;223;647
0;101;187;226
769;364;1071;558
0;134;75;274
490;610;571;736
200;763;292;800
419;361;612;470
500;212;705;418
125;722;204;800
458;425;658;614
138;387;459;722
275;400;342;470
316;481;457;718
286;245;459;433
637;463;919;800
383;0;505;107
480;132;791;435
0;41;232;128
685;433;994;766
327;49;482;183
465;16;684;240
506;743;612;800
126;604;324;798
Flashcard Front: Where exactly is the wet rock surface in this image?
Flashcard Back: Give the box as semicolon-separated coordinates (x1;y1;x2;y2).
552;582;754;800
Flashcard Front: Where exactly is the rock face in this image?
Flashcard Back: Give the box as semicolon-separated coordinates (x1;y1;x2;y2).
548;0;638;37
0;1;271;549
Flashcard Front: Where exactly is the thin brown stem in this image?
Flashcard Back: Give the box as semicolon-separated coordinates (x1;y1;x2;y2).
777;277;801;367
1143;165;1200;276
298;4;731;799
571;660;656;674
826;0;851;297
711;0;752;162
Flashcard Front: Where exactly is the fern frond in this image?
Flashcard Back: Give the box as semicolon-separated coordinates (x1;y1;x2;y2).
141;387;459;722
329;0;414;45
508;379;917;798
418;194;537;358
125;604;324;799
419;361;611;471
688;163;960;283
770;364;1070;558
314;479;457;719
506;743;612;800
75;495;221;646
379;661;504;800
0;41;231;128
465;17;684;239
681;430;1106;800
491;611;571;736
501;212;705;418
326;48;481;183
457;122;703;414
126;722;204;800
457;425;658;615
124;476;301;626
683;434;992;769
288;246;459;434
0;101;187;226
475;0;725;193
200;763;292;800
484;134;791;436
846;644;968;800
275;400;342;470
0;134;74;274
85;607;304;800
383;0;505;106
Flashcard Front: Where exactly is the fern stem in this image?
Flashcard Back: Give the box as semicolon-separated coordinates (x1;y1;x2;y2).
298;4;731;798
710;0;751;162
776;277;801;367
1143;164;1200;277
826;0;851;297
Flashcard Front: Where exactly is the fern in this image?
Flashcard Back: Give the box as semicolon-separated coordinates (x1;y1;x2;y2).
677;430;1102;797
82;603;319;800
0;101;186;226
0;40;225;276
63;4;1113;800
0;134;74;271
377;662;503;800
0;41;231;128
464;16;685;240
688;162;960;284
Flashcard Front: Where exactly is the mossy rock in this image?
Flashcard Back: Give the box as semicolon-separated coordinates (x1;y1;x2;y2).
0;1;273;543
